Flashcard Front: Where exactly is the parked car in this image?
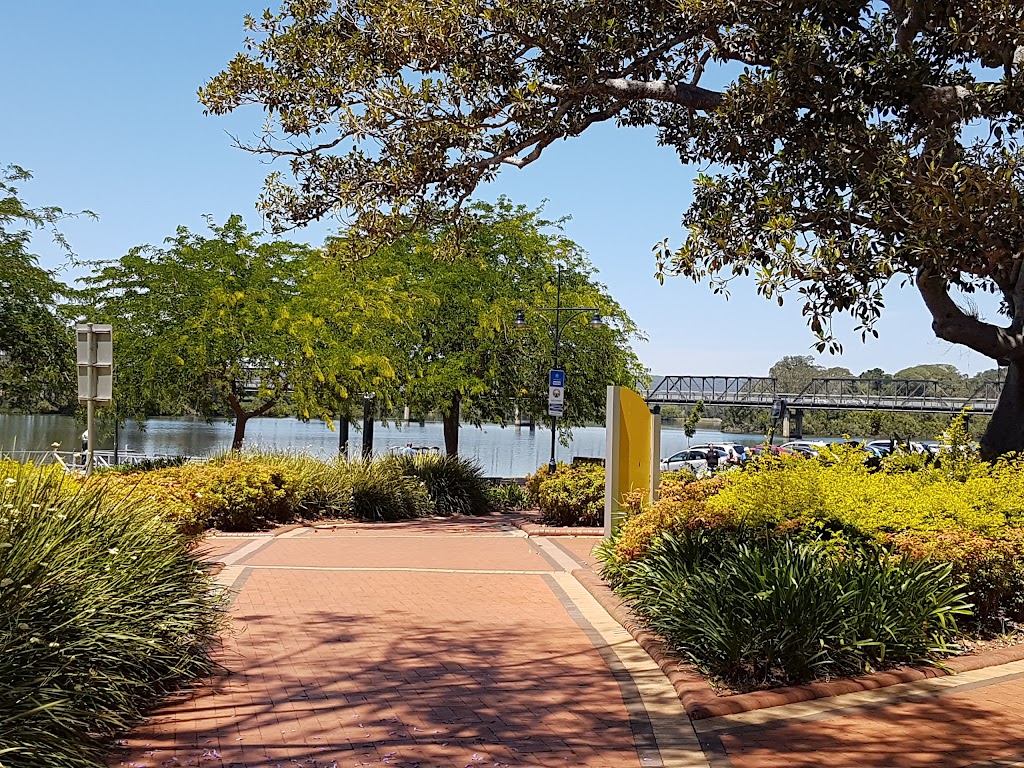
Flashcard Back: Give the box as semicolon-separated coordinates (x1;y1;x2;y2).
865;439;931;455
660;450;709;474
779;440;827;457
747;444;800;458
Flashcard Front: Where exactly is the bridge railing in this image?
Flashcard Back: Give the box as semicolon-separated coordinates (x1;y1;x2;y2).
641;374;1004;414
642;375;777;404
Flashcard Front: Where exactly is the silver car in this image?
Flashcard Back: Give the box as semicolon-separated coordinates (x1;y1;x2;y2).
660;449;709;475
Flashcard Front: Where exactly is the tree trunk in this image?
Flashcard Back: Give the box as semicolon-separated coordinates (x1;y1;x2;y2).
231;415;248;452
362;401;375;459
442;394;461;456
227;393;276;453
980;361;1024;459
918;272;1024;455
338;412;350;457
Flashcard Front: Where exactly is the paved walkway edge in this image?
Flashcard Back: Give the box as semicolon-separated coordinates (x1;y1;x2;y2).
518;522;605;536
573;567;1024;720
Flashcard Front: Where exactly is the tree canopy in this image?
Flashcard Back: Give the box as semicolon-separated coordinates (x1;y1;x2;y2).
0;165;84;412
79;216;405;450
201;1;1024;456
341;198;644;455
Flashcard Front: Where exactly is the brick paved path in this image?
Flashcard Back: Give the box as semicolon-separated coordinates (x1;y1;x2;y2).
109;519;1024;768
109;518;696;768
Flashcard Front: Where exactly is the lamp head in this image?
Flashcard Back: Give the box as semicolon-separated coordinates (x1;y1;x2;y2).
513;309;527;329
589;311;604;329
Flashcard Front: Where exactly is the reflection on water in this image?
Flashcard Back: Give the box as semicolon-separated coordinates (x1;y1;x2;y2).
0;414;770;477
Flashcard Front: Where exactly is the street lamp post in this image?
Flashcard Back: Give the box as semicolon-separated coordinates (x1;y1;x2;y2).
514;265;604;473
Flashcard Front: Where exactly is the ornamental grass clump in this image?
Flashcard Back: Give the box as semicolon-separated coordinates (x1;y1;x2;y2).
386;453;493;516
611;530;971;689
339;458;434;521
0;462;225;768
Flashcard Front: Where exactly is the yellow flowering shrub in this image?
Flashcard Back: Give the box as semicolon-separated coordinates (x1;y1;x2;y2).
706;445;1024;535
99;456;299;534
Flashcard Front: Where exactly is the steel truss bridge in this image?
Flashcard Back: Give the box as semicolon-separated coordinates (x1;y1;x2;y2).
642;376;1003;415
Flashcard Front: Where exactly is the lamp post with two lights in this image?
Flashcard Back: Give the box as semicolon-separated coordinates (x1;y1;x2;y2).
514;265;603;473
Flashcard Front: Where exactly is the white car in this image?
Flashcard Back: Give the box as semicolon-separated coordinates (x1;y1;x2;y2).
866;440;930;455
660;449;709;475
692;444;740;465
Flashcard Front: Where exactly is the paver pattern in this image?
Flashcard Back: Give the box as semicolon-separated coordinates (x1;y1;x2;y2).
242;536;556;571
705;673;1024;768
110;522;652;768
112;517;1024;768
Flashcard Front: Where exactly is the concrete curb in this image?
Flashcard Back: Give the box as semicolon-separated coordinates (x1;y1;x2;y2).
517;521;605;537
573;567;1024;720
206;523;306;537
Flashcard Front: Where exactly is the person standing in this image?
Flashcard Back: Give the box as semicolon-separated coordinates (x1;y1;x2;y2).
705;447;720;473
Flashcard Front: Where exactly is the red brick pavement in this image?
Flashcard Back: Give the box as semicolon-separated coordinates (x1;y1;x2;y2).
710;675;1024;768
242;536;556;572
109;533;646;768
111;518;1024;768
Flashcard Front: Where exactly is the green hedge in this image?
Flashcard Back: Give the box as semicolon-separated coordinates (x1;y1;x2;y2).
0;461;225;768
101;452;494;532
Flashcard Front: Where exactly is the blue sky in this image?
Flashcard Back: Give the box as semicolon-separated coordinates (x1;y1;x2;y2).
2;1;1000;378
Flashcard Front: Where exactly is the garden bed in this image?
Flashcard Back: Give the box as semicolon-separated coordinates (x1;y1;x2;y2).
595;417;1024;699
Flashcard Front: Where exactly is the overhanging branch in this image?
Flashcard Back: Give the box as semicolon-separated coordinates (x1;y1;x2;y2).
540;78;723;111
917;270;1024;361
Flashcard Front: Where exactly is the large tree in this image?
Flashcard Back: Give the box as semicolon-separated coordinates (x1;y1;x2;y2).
341;199;644;455
0;165;82;412
201;2;1024;456
80;216;403;450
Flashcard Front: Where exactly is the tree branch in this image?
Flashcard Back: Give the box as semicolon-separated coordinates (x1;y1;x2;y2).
540;78;723;110
917;270;1024;361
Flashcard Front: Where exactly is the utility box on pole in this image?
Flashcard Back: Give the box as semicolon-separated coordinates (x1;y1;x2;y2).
76;323;113;476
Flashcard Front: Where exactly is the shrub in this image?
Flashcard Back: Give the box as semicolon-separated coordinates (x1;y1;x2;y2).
339;459;434;521
524;464;552;507
387;453;493;516
610;531;971;689
195;456;299;530
706;445;1024;535
102;455;191;473
486;481;530;511
98;456;300;534
0;462;225;768
247;452;351;521
889;529;1024;625
537;462;605;526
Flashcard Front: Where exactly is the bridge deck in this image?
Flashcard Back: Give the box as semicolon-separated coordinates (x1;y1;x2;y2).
643;375;1002;414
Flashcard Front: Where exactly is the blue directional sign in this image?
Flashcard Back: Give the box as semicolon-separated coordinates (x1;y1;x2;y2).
549;369;565;388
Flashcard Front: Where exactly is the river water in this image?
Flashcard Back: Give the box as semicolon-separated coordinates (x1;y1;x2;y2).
0;414;777;477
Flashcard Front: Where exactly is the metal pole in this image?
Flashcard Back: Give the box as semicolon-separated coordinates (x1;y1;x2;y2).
549;266;562;473
86;324;96;477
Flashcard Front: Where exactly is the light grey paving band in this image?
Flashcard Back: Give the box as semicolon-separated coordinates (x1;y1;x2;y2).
542;573;665;768
548;538;591;569
226;567;254;606
529;538;568;570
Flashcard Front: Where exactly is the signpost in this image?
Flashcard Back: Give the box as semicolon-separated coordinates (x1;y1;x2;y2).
76;323;113;476
548;369;565;417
